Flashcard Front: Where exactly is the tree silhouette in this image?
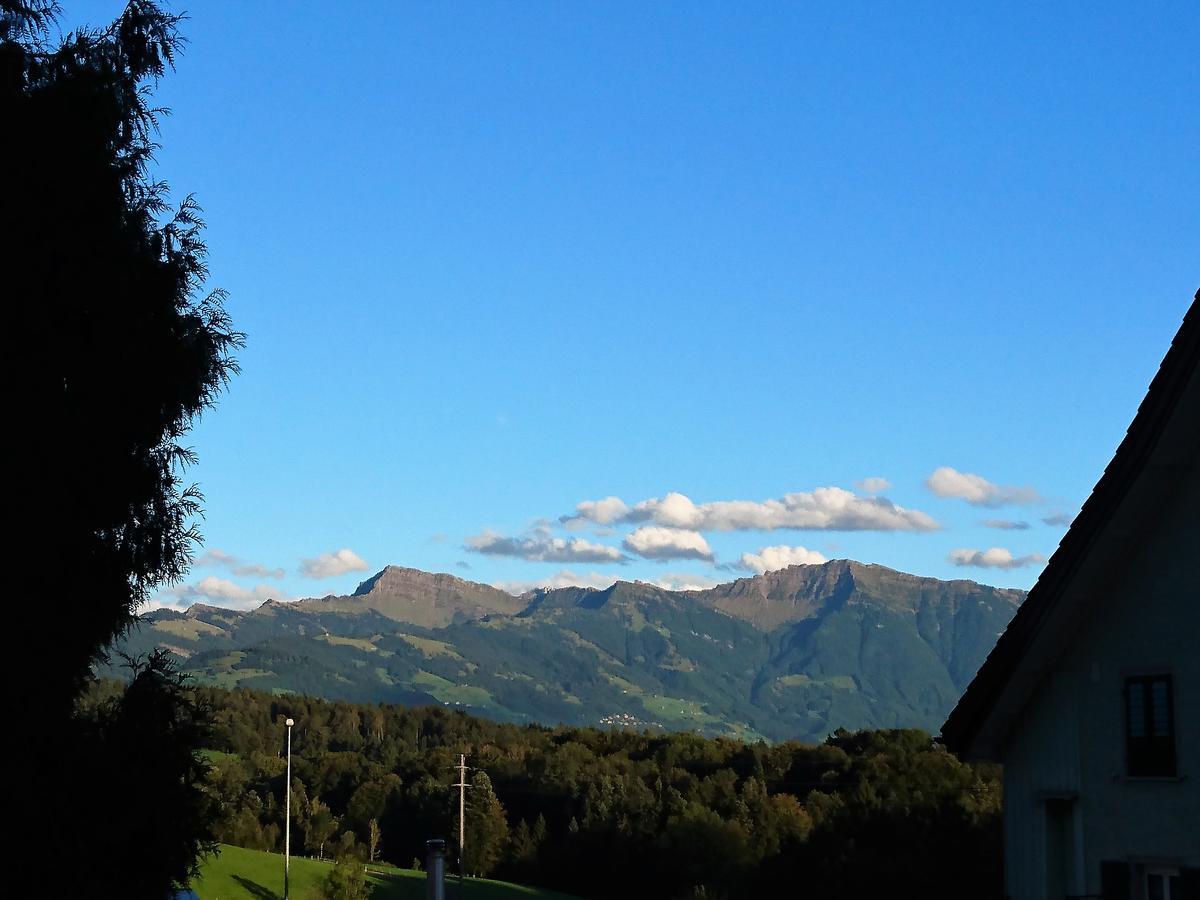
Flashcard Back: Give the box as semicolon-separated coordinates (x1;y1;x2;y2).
80;651;223;896
4;0;242;716
3;0;241;893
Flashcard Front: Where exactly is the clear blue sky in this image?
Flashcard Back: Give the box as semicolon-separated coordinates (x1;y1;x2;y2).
67;1;1198;607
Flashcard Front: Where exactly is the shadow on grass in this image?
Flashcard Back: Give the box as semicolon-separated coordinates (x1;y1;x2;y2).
232;874;279;900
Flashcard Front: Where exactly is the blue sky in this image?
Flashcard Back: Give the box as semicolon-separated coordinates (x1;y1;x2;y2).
66;2;1198;607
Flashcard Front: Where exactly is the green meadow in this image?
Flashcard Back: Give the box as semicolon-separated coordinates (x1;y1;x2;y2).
190;843;577;900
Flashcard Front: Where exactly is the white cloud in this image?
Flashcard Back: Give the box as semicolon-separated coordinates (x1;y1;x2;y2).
626;492;701;527
738;544;828;574
926;467;1041;507
466;528;626;563
856;477;892;494
561;496;630;529
493;569;619;594
196;548;285;579
623;526;714;561
948;547;1046;570
1042;511;1075;527
153;576;290;611
299;548;370;579
644;573;722;591
494;568;719;593
566;488;937;533
139;595;188;613
981;519;1031;531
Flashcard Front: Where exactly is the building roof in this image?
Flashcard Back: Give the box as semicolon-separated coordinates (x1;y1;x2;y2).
941;289;1200;758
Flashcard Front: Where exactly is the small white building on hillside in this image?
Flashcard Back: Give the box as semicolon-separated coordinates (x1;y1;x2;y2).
942;291;1200;900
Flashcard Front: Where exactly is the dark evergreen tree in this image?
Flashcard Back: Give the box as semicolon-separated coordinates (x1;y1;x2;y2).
79;652;222;895
464;771;509;877
3;0;240;893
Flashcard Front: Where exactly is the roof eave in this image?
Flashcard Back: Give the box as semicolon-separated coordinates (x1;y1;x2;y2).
942;290;1200;759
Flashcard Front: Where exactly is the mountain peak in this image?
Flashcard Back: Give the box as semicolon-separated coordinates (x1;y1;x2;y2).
294;563;529;628
352;565;480;597
693;558;1022;630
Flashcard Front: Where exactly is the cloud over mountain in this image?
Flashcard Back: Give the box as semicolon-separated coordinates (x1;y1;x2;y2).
855;477;891;494
738;544;828;574
161;576;288;610
492;569;619;594
561;496;630;528
197;548;285;579
646;572;722;591
980;519;1031;531
623;526;714;561
948;547;1046;570
566;488;937;533
926;467;1041;507
1042;511;1075;527
467;528;626;563
299;548;370;579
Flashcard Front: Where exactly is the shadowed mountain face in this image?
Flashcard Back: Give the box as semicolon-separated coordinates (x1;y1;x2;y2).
115;561;1021;742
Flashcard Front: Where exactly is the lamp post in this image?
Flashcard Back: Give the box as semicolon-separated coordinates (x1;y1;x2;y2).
284;717;294;900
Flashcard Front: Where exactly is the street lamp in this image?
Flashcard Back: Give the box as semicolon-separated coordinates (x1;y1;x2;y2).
284;717;294;900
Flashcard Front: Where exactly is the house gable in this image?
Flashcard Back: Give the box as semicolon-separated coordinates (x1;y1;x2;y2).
942;291;1200;760
996;456;1199;898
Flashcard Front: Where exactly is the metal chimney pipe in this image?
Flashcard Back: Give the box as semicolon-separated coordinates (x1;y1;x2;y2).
426;838;447;900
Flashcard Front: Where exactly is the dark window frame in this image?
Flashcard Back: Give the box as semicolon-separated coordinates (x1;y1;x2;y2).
1123;673;1177;777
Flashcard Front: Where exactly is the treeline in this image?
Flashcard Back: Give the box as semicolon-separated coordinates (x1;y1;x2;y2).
85;681;1002;899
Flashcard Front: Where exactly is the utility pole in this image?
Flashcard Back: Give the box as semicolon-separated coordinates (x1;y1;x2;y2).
284;717;294;900
454;754;470;890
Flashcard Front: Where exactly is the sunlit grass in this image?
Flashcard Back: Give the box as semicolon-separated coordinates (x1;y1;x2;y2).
191;843;577;899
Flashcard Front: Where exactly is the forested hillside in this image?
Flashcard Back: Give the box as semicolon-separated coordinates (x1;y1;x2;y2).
84;681;1003;899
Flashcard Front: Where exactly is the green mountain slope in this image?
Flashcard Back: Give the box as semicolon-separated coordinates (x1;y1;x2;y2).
114;560;1021;742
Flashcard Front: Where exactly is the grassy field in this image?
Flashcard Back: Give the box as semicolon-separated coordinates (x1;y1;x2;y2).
190;843;577;900
411;669;493;706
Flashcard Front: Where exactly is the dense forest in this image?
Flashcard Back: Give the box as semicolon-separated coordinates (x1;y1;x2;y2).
85;676;1002;899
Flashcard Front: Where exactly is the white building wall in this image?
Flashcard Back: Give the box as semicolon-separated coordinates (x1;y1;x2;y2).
1002;460;1199;900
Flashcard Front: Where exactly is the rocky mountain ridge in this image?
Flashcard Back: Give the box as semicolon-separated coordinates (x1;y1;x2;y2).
287;564;528;627
115;560;1023;742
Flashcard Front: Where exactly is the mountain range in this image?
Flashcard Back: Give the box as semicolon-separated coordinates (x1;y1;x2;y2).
113;560;1023;742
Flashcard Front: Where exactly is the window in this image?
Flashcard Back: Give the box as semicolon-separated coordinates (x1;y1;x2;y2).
1102;862;1200;900
1124;674;1176;777
1146;867;1181;900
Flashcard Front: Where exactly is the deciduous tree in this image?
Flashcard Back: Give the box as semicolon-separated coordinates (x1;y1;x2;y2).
308;798;340;861
319;853;373;900
368;818;382;863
